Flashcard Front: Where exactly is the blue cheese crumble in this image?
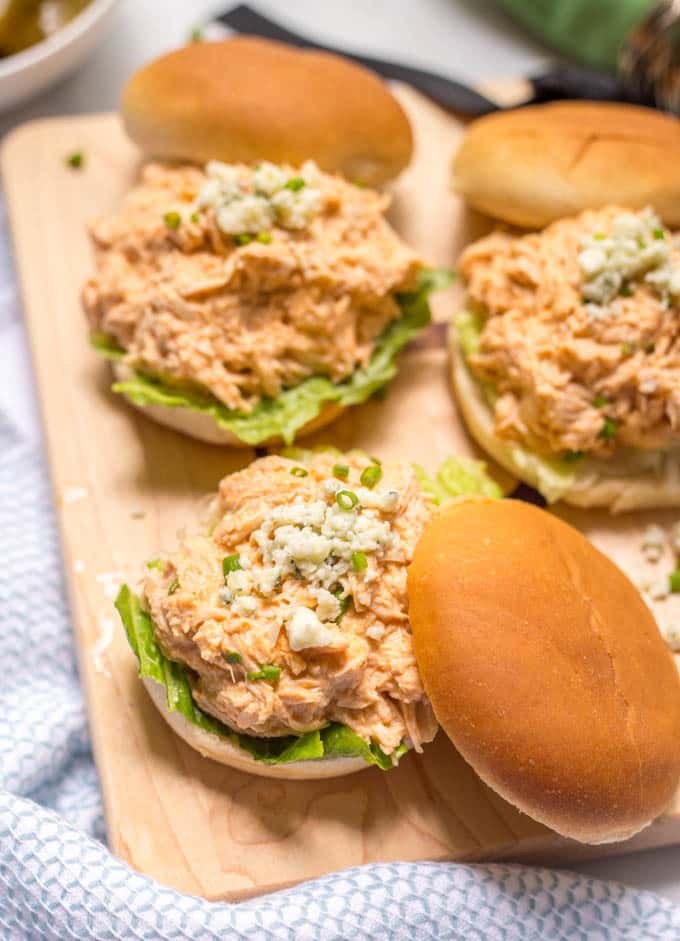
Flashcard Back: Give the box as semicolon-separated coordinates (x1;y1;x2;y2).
218;473;401;650
196;159;323;235
579;208;680;313
631;520;680;650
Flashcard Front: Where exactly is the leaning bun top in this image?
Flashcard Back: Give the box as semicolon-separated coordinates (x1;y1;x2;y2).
121;36;413;186
453;101;680;227
408;497;680;844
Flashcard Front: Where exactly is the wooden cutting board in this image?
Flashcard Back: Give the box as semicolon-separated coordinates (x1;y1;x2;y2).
3;84;680;901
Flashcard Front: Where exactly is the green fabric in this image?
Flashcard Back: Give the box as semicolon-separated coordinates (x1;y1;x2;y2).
496;0;654;70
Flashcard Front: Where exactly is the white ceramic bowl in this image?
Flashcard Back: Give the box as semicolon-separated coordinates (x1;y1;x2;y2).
0;0;120;113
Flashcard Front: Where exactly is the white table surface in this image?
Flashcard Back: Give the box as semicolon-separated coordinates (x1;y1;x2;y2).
2;0;679;904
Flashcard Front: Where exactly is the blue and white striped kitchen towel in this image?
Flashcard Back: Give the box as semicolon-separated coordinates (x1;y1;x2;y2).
2;201;680;940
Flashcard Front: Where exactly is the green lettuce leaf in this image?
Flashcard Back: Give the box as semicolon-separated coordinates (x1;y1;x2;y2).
89;331;125;360
455;309;484;358
414;456;502;504
99;267;453;446
114;585;402;768
454;312;577;503
507;447;577;504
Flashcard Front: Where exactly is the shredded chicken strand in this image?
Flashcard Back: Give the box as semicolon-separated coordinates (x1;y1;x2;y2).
83;162;422;412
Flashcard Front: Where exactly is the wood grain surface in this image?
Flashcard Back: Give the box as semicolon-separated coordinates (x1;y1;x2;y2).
2;85;679;900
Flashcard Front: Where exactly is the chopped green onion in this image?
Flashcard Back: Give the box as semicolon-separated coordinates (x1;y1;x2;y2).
352;550;368;572
563;450;585;463
248;664;281;683
190;26;203;42
670;570;680;593
164;211;181;230
353;179;367;188
370;456;382;465
332;586;352;621
621;341;636;356
290;467;309;477
619;283;633;298
654;228;666;240
336;490;359;510
599;417;618;440
360;464;382;489
261;664;281;682
223;651;243;664
168;578;179;595
66;151;84;169
234;233;252;246
593;233;605;240
222;554;242;579
146;558;165;571
190;212;199;223
593;395;608;408
284;177;305;192
256;231;272;244
333;464;350;480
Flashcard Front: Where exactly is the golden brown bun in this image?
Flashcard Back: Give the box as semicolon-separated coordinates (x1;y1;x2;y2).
447;328;680;512
453;101;680;227
122;37;413;186
408;498;680;844
112;362;345;447
142;676;368;780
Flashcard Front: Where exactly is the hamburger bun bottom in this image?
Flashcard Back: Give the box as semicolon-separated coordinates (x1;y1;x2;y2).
142;676;370;779
448;326;680;512
112;362;345;447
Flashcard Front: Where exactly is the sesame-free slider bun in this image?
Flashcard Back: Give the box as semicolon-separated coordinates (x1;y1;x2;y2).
121;36;413;186
408;498;680;844
452;101;680;227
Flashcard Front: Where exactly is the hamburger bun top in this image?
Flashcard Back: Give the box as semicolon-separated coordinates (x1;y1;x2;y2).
453;101;680;227
121;37;413;186
408;498;680;844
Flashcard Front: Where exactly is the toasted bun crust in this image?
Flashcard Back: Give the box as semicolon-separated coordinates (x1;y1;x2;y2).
142;676;368;779
121;37;413;186
448;327;680;512
453;102;680;227
408;498;680;844
112;362;345;447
